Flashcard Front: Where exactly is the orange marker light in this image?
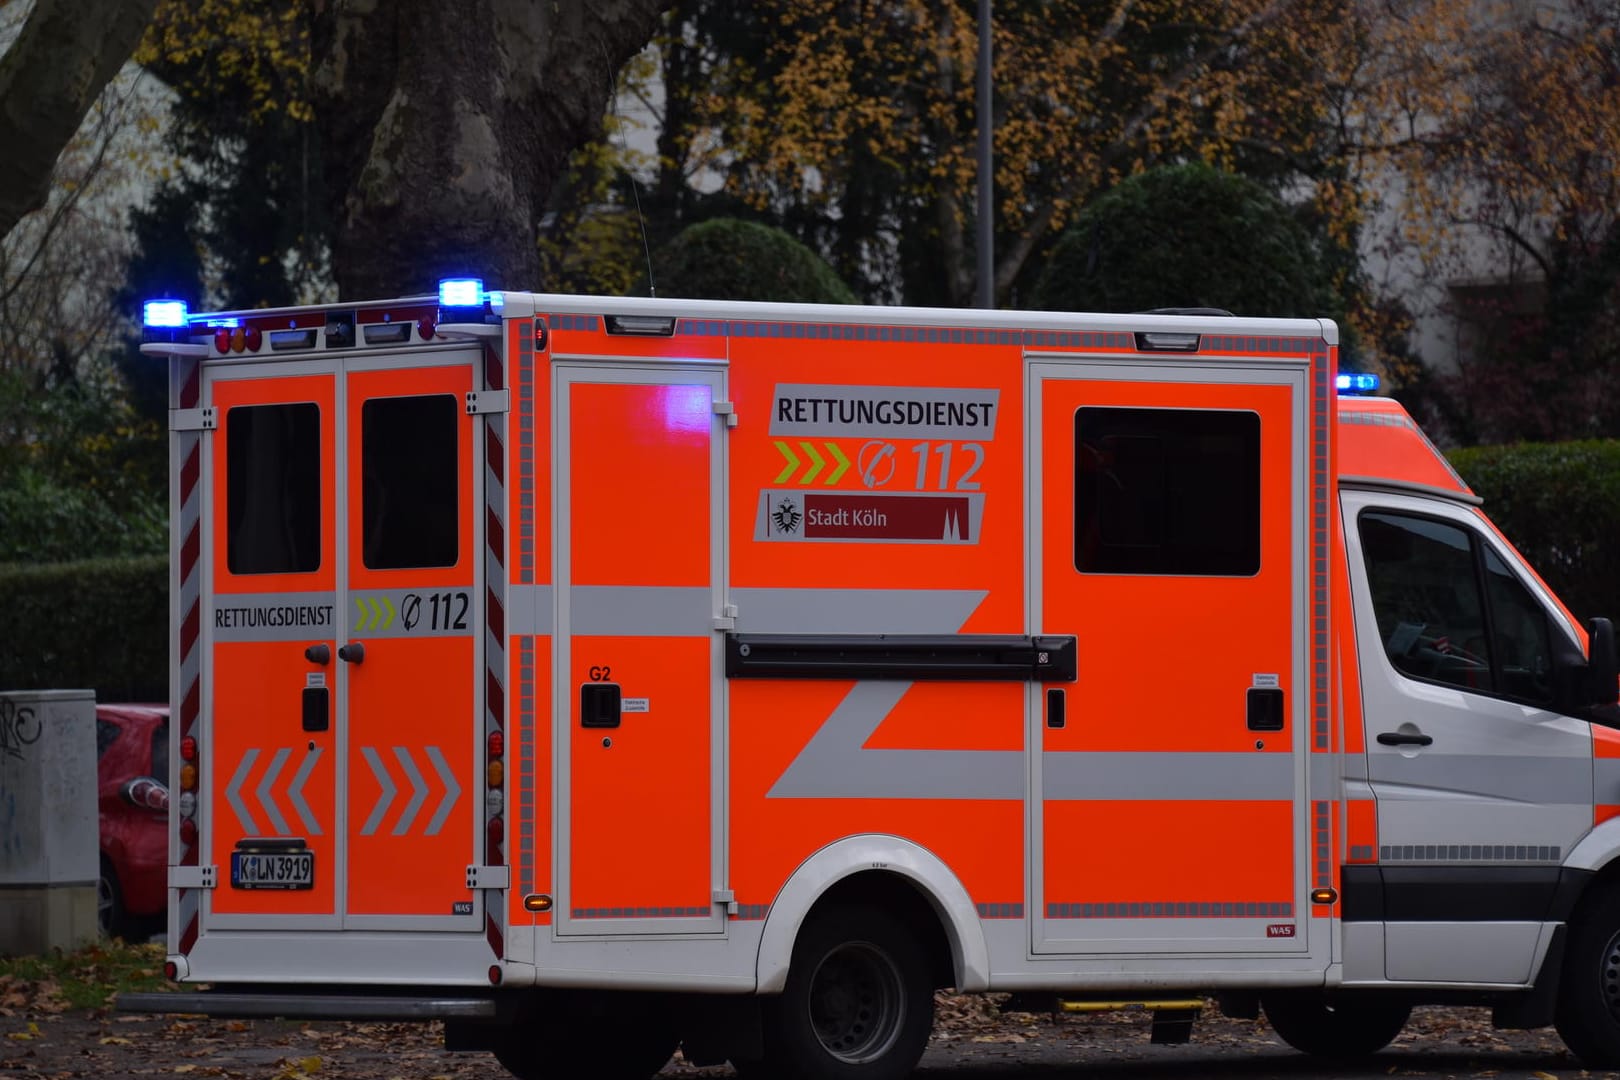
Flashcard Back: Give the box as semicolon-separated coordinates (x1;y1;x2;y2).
487;760;504;788
179;763;198;791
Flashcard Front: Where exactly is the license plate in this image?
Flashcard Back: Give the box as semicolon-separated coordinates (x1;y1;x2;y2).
231;850;314;890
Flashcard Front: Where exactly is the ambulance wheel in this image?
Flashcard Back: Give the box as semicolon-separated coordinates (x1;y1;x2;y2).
743;905;934;1080
492;993;678;1080
1261;990;1409;1058
1555;879;1620;1066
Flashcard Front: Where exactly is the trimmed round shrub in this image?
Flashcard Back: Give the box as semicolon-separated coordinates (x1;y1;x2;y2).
650;218;856;304
1033;163;1328;317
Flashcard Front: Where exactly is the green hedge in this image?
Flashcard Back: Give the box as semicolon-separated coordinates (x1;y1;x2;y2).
1449;440;1620;624
0;557;168;703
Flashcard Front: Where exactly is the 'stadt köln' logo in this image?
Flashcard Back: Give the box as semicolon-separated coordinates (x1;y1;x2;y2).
771;497;802;534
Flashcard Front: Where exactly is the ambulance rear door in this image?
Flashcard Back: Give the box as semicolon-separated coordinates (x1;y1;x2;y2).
201;346;485;936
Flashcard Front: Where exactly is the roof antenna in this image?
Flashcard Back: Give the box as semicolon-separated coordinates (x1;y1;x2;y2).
602;40;657;298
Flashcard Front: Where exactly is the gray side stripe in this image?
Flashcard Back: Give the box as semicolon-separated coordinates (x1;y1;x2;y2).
769;682;1023;799
769;681;1297;801
1044;751;1292;801
734;587;989;634
1595;758;1620;802
511;585;554;636
1370;753;1592;806
570;586;712;637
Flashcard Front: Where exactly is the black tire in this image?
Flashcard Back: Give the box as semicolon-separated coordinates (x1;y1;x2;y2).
1556;879;1620;1066
491;994;677;1080
1262;990;1409;1058
746;905;935;1080
98;857;127;939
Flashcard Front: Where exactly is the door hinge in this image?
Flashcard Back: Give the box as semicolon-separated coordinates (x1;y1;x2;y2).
712;603;738;631
465;389;511;416
713;401;738;428
466;864;511;890
170;406;217;432
170;865;217;889
712;888;738;916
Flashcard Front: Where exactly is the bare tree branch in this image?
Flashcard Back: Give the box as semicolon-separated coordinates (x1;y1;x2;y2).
0;0;159;239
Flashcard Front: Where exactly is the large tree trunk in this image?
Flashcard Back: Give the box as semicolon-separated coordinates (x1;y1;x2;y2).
0;0;160;241
311;0;668;299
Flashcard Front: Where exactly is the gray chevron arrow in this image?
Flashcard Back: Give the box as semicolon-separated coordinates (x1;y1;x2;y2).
225;748;260;835
256;747;291;835
287;747;322;835
424;746;460;836
391;747;428;836
360;747;396;836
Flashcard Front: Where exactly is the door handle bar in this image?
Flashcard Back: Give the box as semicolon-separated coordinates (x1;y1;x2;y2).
1376;731;1433;747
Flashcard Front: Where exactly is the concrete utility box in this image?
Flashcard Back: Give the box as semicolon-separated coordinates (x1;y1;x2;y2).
0;690;98;955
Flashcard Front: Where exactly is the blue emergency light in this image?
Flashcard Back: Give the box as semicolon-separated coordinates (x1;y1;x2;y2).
143;299;189;328
1336;373;1380;394
438;278;484;308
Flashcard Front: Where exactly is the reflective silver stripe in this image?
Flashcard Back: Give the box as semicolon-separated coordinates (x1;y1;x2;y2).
1379;843;1561;863
1370;753;1591;805
1043;750;1292;802
733;587;988;634
213;592;338;642
1596;758;1620;802
770;681;1297;801
510;585;553;636
570;586;711;637
225;749;261;834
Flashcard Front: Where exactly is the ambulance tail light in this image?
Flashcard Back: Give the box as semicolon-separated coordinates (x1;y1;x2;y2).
179;817;197;846
180;736;197;762
488;731;504;759
487;760;504;788
179;763;198;792
605;314;676;337
486;815;504;866
1134;331;1201;352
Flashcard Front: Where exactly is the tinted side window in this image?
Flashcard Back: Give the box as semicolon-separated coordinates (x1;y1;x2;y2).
362;394;459;570
1359;510;1556;704
1360;512;1489;691
1483;547;1555;705
227;403;321;574
1075;407;1260;575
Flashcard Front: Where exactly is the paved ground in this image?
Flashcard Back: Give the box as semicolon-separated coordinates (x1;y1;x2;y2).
3;995;1617;1080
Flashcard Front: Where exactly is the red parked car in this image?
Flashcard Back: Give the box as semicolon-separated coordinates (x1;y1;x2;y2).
95;704;169;938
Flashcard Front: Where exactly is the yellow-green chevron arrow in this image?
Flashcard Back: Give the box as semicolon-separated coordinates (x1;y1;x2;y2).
799;441;825;483
825;443;850;485
773;440;800;483
379;595;396;629
355;596;371;631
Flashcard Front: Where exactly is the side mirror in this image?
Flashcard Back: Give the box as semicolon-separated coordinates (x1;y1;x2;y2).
1588;617;1619;707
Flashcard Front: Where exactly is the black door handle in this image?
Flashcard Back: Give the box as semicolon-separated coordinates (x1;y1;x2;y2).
304;643;330;665
1376;731;1433;747
338;642;366;664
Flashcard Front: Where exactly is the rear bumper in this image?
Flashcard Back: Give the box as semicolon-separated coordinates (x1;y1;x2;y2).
117;989;503;1020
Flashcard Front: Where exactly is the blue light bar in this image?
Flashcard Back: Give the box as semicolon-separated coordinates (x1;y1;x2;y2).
143;300;189;329
1336;373;1380;394
439;278;484;308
